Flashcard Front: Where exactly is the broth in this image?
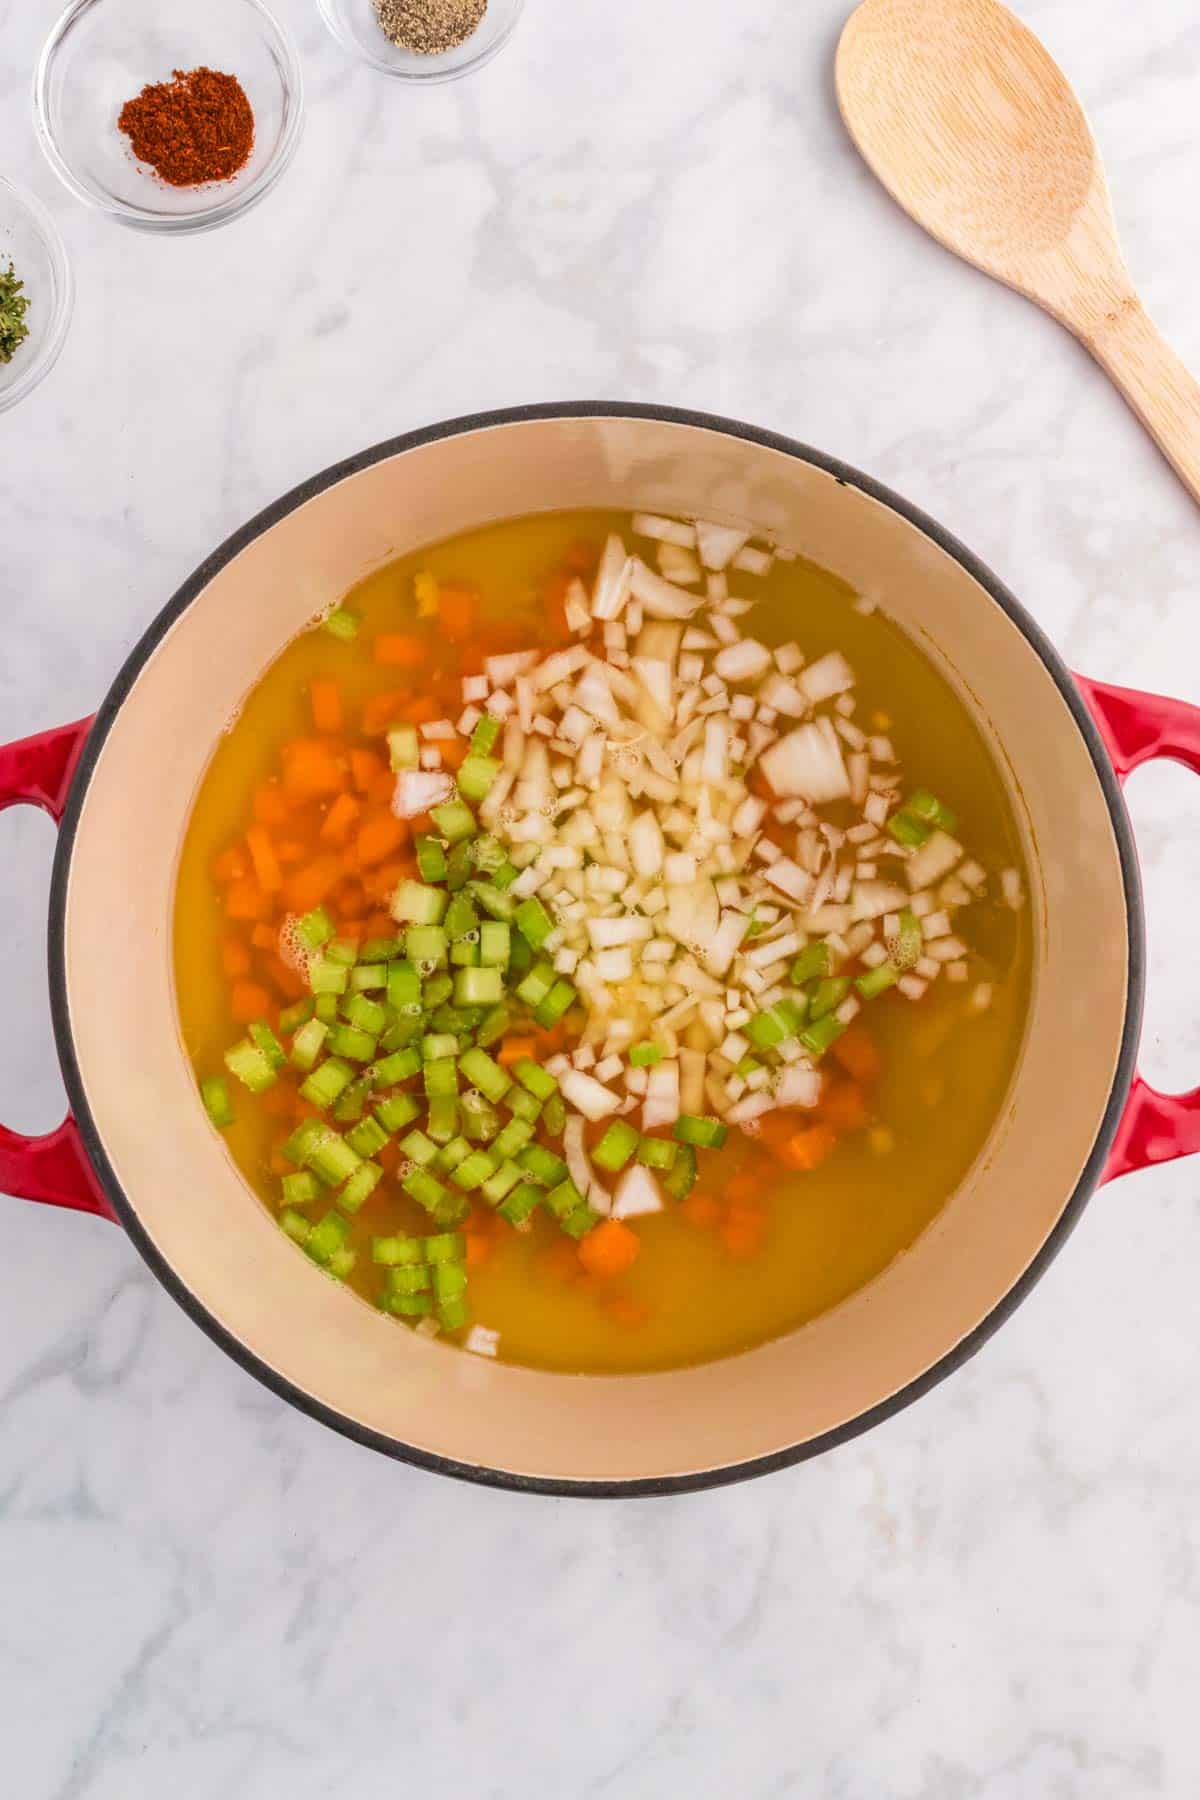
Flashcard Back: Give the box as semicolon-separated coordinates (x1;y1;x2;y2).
174;510;1032;1374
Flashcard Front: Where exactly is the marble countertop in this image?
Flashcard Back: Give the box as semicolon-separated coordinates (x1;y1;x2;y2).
4;0;1200;1792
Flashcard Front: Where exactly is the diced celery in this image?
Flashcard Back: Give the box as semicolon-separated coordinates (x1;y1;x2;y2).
289;1018;328;1071
200;1076;235;1128
459;1047;511;1103
371;1046;421;1085
224;1039;278;1094
349;962;387;992
544;1178;584;1220
444;892;479;940
533;979;576;1028
672;1115;728;1150
856;962;899;999
475;1004;510;1047
307;1132;361;1187
297;906;334;951
431;1261;468;1301
416;834;447;882
468;880;515;922
506;1086;541;1123
430;799;475;843
280;1208;311;1245
560;1205;601;1240
456;755;500;803
542;1093;565;1136
391;881;447;927
425;1096;459;1144
374;1092;421;1134
399;1129;439;1167
282;1171;318;1207
515;896;553;948
346;1116;389;1159
513;1057;557;1099
306;1210;351;1266
308;958;349;997
403;1166;450;1214
327;1024;377;1063
322;607;360;641
637;1134;678;1169
299;1057;355;1107
424;1058;459;1098
423;1232;466;1264
497;1182;542;1225
407;924;448;968
343;992;388;1035
593;1120;639;1172
452;1149;498;1191
799;1014;848;1056
333;1076;371;1123
519;1144;567;1187
387;1264;431;1295
359;935;403;964
387;725;419;771
338;1160;382;1214
662;1143;697;1200
278;997;315;1034
422;1032;459;1062
455;965;503;1007
479;921;510;967
326;938;359;967
481;1160;522;1204
493;1117;534;1160
629;1041;663;1068
470;715;501;755
372;1234;424;1265
790;942;831;985
386;960;422;1011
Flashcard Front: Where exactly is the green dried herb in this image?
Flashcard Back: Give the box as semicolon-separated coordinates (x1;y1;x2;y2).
0;261;30;365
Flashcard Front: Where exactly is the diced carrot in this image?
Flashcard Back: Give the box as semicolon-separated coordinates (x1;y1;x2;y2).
320;792;361;846
368;769;397;808
363;858;413;905
252;783;290;829
497;1036;537;1068
280;739;345;804
539;1241;583;1285
823;1082;871;1133
438;584;478;643
282;855;343;914
245;824;282;894
337;920;366;945
269;1149;292;1176
356;811;407;868
779;1124;839;1173
680;1190;720;1229
563;537;598;576
212;844;248;884
276;839;307;867
754;1108;810;1155
350;748;384;793
365;909;395;938
398;693;439;725
333;879;368;921
577;1218;641;1280
373;634;425;668
362;691;408;736
432;735;468;771
721;1213;766;1259
265;955;306;1000
465;1234;492;1269
604;1294;650;1329
726;1167;766;1209
230;980;272;1023
309;678;344;735
224;876;268;921
221;936;252;979
377;1140;402;1175
262;1083;295;1119
831;1023;882;1086
251;924;278;952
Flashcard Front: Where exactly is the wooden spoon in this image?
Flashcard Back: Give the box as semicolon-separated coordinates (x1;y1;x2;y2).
836;0;1200;502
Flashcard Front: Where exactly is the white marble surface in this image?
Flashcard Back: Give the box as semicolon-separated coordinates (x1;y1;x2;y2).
3;0;1200;1792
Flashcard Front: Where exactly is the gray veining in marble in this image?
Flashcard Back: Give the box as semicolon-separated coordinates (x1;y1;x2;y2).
3;0;1200;1793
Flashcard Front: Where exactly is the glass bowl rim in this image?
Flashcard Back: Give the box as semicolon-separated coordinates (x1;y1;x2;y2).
315;0;525;83
0;174;75;413
32;0;306;236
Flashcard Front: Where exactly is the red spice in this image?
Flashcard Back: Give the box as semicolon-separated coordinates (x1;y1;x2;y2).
117;67;254;188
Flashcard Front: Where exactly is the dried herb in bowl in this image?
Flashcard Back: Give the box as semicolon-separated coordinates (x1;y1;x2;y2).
373;0;487;54
0;260;30;364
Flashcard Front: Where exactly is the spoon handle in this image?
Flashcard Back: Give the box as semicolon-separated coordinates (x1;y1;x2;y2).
1080;296;1200;505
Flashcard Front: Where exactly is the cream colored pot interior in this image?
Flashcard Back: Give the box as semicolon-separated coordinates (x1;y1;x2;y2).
62;416;1129;1485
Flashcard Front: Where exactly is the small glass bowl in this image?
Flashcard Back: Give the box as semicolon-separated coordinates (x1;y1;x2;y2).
0;177;74;413
317;0;524;83
34;0;304;235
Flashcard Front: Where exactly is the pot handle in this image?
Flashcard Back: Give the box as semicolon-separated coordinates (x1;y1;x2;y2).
0;718;115;1220
1074;676;1200;1183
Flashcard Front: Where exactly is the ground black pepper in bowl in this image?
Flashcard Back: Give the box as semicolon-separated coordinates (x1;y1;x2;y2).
372;0;487;54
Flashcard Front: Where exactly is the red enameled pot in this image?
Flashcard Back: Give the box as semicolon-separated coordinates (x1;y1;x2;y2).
2;406;1198;1495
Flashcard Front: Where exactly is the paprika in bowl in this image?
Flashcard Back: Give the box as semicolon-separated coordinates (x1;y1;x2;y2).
33;0;304;234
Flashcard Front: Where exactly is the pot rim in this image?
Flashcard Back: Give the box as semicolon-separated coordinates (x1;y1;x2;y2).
45;401;1146;1497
